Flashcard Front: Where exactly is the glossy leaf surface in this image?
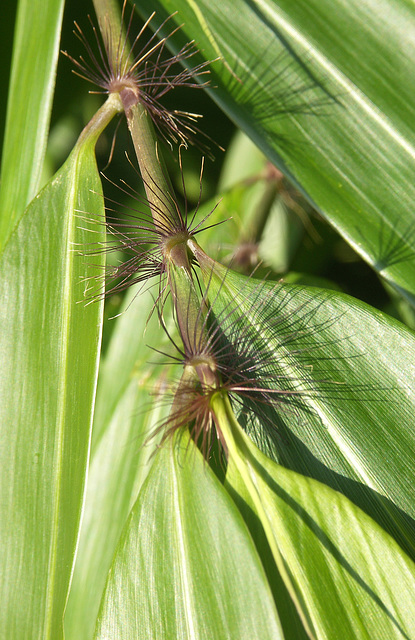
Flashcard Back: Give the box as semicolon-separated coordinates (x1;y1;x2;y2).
192;251;415;561
0;99;118;639
214;394;415;640
95;434;283;640
65;286;174;640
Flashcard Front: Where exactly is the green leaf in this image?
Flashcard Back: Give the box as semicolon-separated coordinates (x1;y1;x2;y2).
65;286;174;640
190;248;415;561
0;97;119;639
95;433;283;640
136;0;415;306
90;284;166;451
213;393;415;640
0;0;65;246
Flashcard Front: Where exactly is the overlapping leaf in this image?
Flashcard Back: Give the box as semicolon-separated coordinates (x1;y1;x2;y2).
213;393;415;639
0;0;65;246
0;99;118;639
65;286;175;640
95;434;283;640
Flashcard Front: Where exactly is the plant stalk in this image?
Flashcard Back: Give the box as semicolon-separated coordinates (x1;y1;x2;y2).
167;253;205;357
121;99;174;228
92;0;174;234
92;0;124;70
93;0;214;405
76;92;123;149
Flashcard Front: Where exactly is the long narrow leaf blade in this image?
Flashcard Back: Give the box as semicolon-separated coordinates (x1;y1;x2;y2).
192;250;415;559
65;287;174;640
0;0;65;246
0;98;118;639
214;394;415;639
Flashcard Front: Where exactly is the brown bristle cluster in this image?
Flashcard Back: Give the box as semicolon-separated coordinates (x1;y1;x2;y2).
62;4;214;149
151;271;313;457
82;153;223;301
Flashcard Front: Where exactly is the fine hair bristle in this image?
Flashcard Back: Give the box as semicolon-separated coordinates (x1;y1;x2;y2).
77;150;225;303
62;3;218;153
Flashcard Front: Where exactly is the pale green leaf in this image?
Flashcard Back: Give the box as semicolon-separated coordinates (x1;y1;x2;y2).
0;97;118;639
65;286;174;640
191;250;415;561
95;434;283;640
136;0;415;306
0;0;65;246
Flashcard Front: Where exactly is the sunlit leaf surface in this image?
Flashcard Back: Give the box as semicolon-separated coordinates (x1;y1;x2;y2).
0;0;65;246
95;435;283;640
214;394;415;640
65;286;174;640
0;99;118;639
